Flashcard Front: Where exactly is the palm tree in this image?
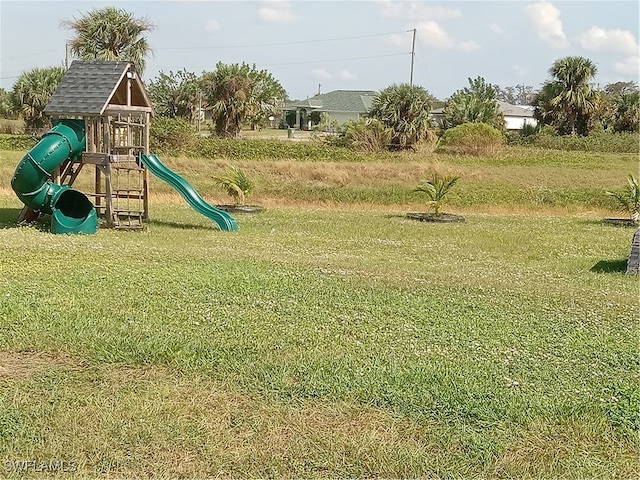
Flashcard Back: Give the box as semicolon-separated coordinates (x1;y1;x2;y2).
200;63;285;138
612;91;640;133
414;174;460;217
547;56;598;135
11;67;66;129
62;7;155;75
368;83;434;149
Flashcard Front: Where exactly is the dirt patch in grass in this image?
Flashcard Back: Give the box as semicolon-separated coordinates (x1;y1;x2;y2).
0;351;82;381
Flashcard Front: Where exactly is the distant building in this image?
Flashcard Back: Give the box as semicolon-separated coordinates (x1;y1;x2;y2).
283;90;376;129
431;100;537;130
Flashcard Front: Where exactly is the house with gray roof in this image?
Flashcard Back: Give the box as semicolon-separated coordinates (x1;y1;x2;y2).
283;90;376;129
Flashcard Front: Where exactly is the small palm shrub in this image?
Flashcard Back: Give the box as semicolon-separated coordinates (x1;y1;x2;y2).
436;122;504;156
213;165;253;205
414;174;460;216
606;174;640;222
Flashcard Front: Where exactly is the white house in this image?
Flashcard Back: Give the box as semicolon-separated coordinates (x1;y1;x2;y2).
431;100;537;130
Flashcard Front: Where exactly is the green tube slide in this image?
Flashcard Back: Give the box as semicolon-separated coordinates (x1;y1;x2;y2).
140;154;237;232
11;119;98;234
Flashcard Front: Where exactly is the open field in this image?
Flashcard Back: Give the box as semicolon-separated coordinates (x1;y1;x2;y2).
0;145;638;478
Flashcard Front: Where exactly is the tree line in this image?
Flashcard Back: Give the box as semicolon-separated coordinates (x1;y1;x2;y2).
1;6;638;145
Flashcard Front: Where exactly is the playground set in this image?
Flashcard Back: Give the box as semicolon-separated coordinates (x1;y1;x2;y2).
11;60;237;234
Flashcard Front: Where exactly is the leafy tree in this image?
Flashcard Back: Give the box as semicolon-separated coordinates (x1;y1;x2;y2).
442;76;505;131
148;70;200;122
0;88;18;118
544;56;598;135
200;62;285;138
414;174;460;217
62;7;155;75
367;83;434;149
494;84;536;105
11;67;66;129
604;81;638;97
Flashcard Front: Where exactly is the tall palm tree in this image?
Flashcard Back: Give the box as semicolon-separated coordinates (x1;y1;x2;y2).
62;7;155;75
548;56;598;135
11;67;66;129
200;62;285;138
368;83;434;149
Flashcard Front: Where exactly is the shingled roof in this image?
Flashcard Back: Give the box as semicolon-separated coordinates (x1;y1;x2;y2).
44;60;152;116
285;90;376;113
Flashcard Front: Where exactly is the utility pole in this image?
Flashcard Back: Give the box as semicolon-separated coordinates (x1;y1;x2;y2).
409;28;416;86
64;42;71;69
318;83;321;95
197;90;202;133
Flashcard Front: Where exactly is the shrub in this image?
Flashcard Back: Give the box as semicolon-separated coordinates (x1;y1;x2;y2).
414;173;460;216
523;131;639;154
0;134;37;151
194;136;375;162
606;174;640;222
327;119;392;153
213;165;253;205
436;122;504;156
0;118;25;135
150;116;197;155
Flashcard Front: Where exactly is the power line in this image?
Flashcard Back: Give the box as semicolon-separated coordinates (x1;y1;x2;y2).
258;52;411;67
1;48;60;62
155;30;409;51
150;52;411;71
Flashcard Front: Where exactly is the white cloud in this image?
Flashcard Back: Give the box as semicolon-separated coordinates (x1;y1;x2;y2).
204;19;220;32
418;21;478;52
577;26;639;56
376;0;406;18
615;56;640;76
512;64;529;76
416;5;462;21
458;40;480;53
311;68;332;81
377;1;461;21
489;23;504;35
525;1;568;49
338;69;356;81
389;33;410;47
258;0;296;24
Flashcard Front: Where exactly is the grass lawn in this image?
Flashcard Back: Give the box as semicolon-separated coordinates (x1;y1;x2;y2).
0;145;638;478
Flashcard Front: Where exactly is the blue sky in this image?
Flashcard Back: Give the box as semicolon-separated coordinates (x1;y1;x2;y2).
1;0;638;101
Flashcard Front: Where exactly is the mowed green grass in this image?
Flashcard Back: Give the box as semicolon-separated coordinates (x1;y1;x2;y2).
0;146;638;478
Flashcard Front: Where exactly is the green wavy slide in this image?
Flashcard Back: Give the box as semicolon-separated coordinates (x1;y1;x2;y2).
140;154;238;232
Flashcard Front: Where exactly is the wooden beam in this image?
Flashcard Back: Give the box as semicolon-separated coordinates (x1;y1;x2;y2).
103;105;153;115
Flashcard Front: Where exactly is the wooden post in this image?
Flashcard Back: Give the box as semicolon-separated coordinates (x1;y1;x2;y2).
143;111;150;221
105;162;113;227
